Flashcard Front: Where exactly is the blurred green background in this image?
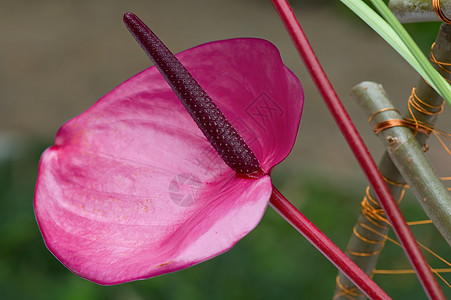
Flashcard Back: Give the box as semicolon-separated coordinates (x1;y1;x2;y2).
1;0;450;299
1;142;449;299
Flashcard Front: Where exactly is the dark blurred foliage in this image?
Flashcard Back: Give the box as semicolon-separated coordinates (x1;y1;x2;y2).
0;141;449;300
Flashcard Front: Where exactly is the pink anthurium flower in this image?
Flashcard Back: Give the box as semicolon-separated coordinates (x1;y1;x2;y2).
34;15;303;284
35;13;390;299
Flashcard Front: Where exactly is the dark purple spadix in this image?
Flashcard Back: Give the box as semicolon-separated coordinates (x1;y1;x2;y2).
123;12;263;176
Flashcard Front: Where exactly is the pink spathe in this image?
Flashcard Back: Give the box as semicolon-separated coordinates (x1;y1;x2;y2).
34;38;303;284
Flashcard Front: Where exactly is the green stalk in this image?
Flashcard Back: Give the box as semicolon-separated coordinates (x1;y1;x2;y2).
269;186;390;300
334;155;403;300
389;0;451;23
272;0;443;298
354;82;451;244
334;24;451;300
334;83;449;300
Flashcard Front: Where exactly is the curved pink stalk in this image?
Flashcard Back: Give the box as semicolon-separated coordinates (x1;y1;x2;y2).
270;1;444;299
270;186;390;300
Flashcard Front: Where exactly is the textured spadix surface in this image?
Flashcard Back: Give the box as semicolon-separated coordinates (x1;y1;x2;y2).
34;38;303;284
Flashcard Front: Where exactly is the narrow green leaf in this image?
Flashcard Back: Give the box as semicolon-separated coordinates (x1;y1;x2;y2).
369;0;451;102
340;0;451;105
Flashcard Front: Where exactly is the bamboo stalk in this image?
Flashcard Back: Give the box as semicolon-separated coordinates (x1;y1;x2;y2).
354;82;451;243
269;186;391;300
334;24;451;299
334;159;404;299
389;0;451;23
271;1;444;298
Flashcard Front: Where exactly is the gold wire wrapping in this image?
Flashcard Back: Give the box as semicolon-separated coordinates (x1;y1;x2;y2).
357;115;451;290
336;41;451;298
334;275;363;299
369;42;451;154
369;87;451;154
430;43;451;78
433;0;451;24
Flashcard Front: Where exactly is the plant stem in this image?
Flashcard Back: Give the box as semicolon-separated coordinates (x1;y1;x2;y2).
335;24;451;299
269;186;390;300
389;0;451;23
354;82;451;245
270;0;443;299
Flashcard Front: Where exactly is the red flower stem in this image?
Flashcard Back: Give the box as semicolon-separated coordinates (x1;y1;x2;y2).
270;186;390;300
270;1;444;299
